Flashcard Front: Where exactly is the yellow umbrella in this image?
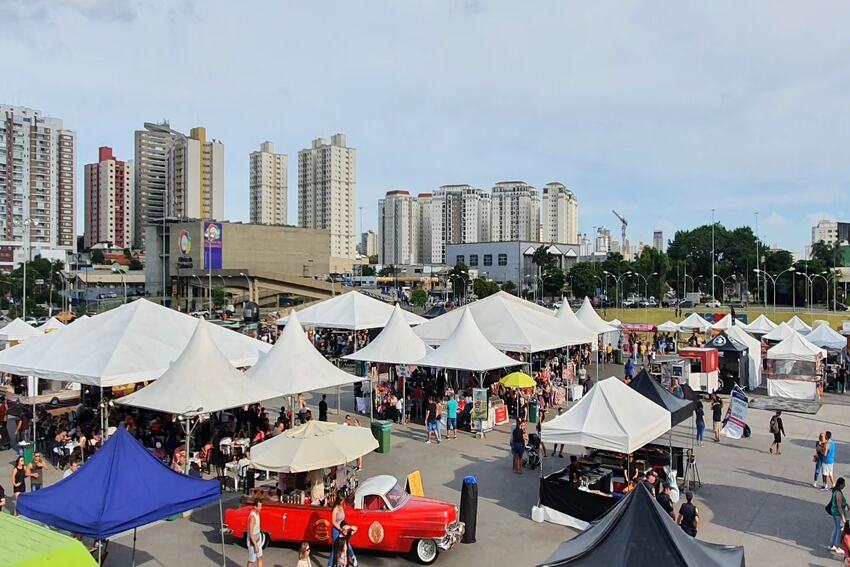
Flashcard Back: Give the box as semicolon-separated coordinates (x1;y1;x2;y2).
500;371;536;389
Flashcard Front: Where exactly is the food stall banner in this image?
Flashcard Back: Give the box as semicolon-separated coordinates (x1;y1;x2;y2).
471;388;489;421
721;385;748;439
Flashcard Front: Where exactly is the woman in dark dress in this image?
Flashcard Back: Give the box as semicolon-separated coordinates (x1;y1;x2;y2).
11;456;26;514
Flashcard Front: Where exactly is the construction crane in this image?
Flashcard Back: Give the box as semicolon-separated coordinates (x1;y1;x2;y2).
612;210;628;247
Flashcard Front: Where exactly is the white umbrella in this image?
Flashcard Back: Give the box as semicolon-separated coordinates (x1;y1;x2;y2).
250;421;378;473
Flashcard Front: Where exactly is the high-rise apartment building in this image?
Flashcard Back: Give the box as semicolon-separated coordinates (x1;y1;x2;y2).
359;230;378;257
134;121;182;248
167;126;224;220
653;230;664;252
249;141;287;225
298;134;357;259
84;147;133;249
542;182;579;244
810;219;850;248
489;181;540;243
378;190;418;265
0;105;76;268
429;184;490;264
416;192;432;263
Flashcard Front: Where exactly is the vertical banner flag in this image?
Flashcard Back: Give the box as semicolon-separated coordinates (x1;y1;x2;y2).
471;388;489;421
203;222;223;270
721;384;749;439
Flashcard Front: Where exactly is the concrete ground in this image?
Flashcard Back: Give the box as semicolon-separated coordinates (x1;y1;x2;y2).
2;363;848;567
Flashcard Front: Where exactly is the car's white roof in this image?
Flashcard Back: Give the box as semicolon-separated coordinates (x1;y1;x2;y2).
355;475;398;498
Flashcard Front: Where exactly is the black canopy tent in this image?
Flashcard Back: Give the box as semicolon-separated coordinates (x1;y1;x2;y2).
630;369;696;427
705;332;749;394
538;484;745;567
421;305;448;319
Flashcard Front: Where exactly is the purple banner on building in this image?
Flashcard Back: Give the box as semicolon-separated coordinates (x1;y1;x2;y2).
203;222;223;270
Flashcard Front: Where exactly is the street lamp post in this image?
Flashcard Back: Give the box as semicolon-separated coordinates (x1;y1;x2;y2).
629;271;656;324
239;272;252;306
813;272;830;313
754;267;795;314
15;208;39;319
191;274;202;312
603;270;632;313
112;267;127;304
712;274;737;303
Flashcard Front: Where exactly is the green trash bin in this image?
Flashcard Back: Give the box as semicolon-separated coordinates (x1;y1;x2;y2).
370;420;392;454
21;442;34;466
528;401;539;424
614;349;623;365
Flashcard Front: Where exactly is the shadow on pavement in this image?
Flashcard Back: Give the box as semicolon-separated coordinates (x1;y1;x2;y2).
735;468;814;489
96;541;156;566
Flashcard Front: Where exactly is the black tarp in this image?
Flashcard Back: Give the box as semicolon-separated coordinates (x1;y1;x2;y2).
539;468;617;524
421;305;448;319
630;369;697;426
538;484;746;567
706;332;749;394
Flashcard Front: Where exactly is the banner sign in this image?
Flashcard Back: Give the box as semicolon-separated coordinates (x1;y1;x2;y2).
621;323;655;332
721;384;749;439
471;388;489;421
203;222;223;270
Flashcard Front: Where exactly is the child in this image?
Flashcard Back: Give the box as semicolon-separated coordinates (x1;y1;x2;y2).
297;542;313;567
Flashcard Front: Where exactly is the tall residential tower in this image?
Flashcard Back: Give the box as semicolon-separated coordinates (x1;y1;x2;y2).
84;147;133;249
249;141;287;225
542;182;578;243
489;181;540;242
133;121;182;248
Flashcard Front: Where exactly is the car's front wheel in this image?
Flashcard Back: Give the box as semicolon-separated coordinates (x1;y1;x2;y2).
412;538;439;564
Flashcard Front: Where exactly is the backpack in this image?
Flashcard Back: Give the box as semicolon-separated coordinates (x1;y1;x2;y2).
826;491;836;515
769;417;778;434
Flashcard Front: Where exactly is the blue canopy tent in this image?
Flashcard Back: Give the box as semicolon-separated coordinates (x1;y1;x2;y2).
17;426;223;565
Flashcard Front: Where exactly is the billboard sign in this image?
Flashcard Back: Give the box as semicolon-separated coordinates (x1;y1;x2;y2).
204;222;223;270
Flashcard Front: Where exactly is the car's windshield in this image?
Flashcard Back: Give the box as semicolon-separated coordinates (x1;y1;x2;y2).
385;483;410;509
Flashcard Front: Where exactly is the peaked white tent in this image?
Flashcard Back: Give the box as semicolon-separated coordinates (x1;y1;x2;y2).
656;320;680;333
0;299;271;387
0;318;43;342
766;332;826;400
37;317;65;332
117;320;279;415
415;309;523;372
761;321;797;343
344;305;432;365
555;300;598;343
711;314;733;331
743;314;777;335
678;312;711;333
607;318;623;329
725;325;763;389
574;297;618;335
540;377;671;454
279;291;425;330
414;291;593;353
806;324;847;351
786;315;812;335
247;310;360;396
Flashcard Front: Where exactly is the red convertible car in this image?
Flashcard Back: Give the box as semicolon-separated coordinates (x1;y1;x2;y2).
225;475;465;564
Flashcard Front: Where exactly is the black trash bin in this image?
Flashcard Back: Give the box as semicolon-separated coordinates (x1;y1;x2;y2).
460;475;478;543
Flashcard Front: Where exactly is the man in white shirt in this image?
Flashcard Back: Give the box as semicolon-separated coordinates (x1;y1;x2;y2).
63;460;79;479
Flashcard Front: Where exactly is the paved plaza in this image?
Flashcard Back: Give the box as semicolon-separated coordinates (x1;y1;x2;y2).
3;365;848;567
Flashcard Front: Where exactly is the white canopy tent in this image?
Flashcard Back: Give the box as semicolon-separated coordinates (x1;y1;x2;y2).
37;317;65;333
725;325;763;389
540;377;671;454
0;318;43;342
415;309;523;373
414;291;594;353
0;299;271;387
806;324;847;351
249;421;378;474
766;332;826;400
247;310;360;417
761;321;797;343
344;304;432;365
656;320;680;333
607;318;623;329
786;315;813;335
743;314;777;335
278;291;425;330
678;312;711;333
555;300;598;342
574;297;618;335
711;314;733;331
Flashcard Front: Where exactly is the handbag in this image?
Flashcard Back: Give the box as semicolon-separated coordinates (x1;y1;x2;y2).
826;492;835;515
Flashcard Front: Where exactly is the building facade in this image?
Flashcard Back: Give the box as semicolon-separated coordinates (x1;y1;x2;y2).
167;126;224;221
653;230;664;252
489;181;540;243
359;230;378;257
810;219;850;247
298;134;357;259
0;105;76;269
378;190;418;265
84;146;133;249
416;192;432;263
542;182;579;244
249;141;287;225
429;184;490;264
133;121;183;249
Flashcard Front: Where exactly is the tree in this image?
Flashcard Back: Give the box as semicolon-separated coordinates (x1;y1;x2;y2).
811;240;843;268
448;262;469;300
90;248;105;264
410;287;428;308
368;254;379;264
569;262;601;299
632;245;670;299
531;245;556;272
501;281;517;294
473;277;501;299
378;265;396;277
212;286;226;307
542;268;566;300
360;265;376;277
128;257;144;271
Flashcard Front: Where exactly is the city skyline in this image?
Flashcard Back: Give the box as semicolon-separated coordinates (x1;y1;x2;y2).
3;2;849;256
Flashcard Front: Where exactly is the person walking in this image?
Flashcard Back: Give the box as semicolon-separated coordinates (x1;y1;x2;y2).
710;394;723;443
677;491;700;537
27;452;47;491
445;394;458;440
511;420;527;474
768;411;785;455
695;400;706;447
319;395;328;422
11;455;26;514
814;432;828;488
246;499;264;567
824;431;838;490
329;495;357;567
828;478;848;555
424;397;439;444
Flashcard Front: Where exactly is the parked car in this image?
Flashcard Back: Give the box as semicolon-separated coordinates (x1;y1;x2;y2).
638;298;658;308
832;302;849;312
622;299;637;308
189;310;210;319
225;475;464;564
704;300;721;308
678;300;695;308
661;298;678;307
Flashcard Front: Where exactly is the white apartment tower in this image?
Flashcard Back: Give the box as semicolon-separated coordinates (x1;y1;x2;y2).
429;184;490;264
542;182;579;244
298;134;357;259
134;121;182;249
359;230;378;257
653;230;664;252
167;126;224;220
489;181;540;242
84;147;133;249
416;192;433;263
0;105;76;267
378;190;418;265
249;141;288;225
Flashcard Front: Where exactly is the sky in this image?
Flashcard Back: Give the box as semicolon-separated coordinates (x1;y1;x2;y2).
2;0;849;256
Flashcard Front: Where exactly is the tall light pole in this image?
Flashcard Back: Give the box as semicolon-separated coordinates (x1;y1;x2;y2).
755;267;794;314
711;208;715;303
191;274;202;311
15;200;39;319
713;274;737;303
629;271;656;324
239;272;252;306
112;266;127;304
754;211;759;306
813;272;830;313
603;270;631;312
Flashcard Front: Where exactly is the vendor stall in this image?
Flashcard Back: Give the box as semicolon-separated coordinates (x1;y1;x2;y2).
705;332;749;394
677;347;719;393
766;332;826;400
726;325;763;390
806;324;848;392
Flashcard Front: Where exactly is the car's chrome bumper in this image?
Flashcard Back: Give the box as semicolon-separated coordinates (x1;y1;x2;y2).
437;521;465;551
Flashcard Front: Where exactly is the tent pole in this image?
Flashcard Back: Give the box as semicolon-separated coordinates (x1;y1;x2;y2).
369;369;374;421
32;376;37;450
98;541;102;565
131;528;137;567
184;417;191;474
337;385;341;419
401;365;406;425
289;395;294;429
219;498;227;567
